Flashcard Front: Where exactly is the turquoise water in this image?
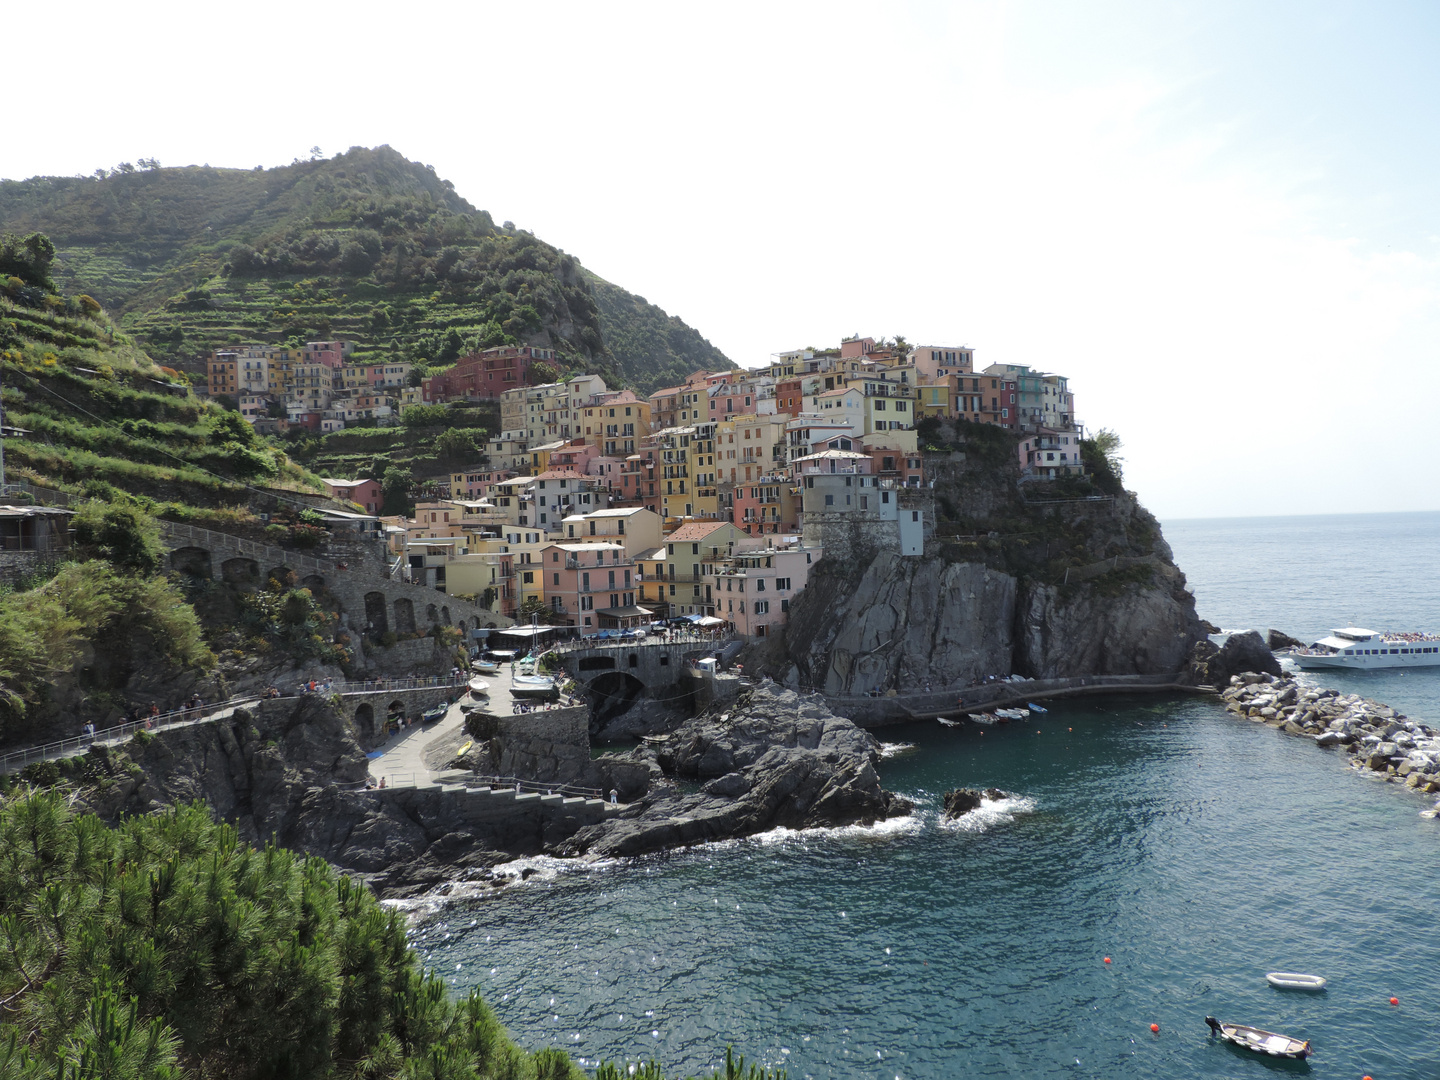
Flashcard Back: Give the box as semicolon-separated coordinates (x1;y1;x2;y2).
412;514;1440;1078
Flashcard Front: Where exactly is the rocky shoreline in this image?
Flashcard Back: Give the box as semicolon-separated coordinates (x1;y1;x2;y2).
1222;671;1440;806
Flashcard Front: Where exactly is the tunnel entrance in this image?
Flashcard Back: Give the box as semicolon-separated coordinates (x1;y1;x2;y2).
586;671;647;734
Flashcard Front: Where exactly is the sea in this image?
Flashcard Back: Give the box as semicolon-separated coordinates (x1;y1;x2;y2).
408;511;1440;1079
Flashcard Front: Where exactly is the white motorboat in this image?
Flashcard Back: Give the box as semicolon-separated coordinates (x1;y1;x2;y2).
968;713;997;726
511;673;558;698
1266;972;1327;991
473;649;517;675
937;717;961;727
467;677;490;697
994;708;1030;721
1289;627;1440;670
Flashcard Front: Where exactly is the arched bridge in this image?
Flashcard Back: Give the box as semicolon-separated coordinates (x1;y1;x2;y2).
556;640;725;730
161;522;511;641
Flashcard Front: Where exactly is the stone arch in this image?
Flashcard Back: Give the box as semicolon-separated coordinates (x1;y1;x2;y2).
442;606;451;625
170;546;212;579
393;597;416;635
628;652;639;668
578;655;616;672
426;603;438;626
588;671;647;732
364;592;389;636
222;557;260;585
301;573;325;590
386;699;409;729
268;565;296;588
353;703;376;741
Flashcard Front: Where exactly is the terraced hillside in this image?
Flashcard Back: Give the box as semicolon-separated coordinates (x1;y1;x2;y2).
0;146;732;390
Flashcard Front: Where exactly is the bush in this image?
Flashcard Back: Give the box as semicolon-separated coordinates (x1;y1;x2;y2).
70;500;165;574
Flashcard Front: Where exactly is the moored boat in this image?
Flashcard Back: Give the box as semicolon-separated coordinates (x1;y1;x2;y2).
1266;972;1327;991
421;704;448;724
968;713;997;726
1205;1016;1311;1059
511;673;558;698
467;677;490;697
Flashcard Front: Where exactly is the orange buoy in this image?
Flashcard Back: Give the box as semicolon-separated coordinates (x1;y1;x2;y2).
1364;1075;1374;1080
1390;996;1399;1006
1104;957;1112;964
1149;1024;1159;1033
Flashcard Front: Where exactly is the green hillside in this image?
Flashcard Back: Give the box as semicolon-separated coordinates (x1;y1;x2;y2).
587;274;733;392
0;146;731;391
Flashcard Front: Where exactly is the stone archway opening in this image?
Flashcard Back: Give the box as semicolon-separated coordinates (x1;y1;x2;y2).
441;605;451;625
393;597;416;635
426;603;438;626
171;546;212;579
587;671;647;733
221;557;260;586
268;565;296;588
301;573;326;591
353;703;376;742
364;592;389;637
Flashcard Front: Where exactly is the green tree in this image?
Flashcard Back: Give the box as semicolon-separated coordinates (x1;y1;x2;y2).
435;428;476;460
1080;428;1125;495
380;465;412;515
0;233;57;291
70;501;165;575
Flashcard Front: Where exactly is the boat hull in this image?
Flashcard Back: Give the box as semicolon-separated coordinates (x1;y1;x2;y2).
1292;651;1440;670
1266;972;1327;990
1206;1017;1311;1059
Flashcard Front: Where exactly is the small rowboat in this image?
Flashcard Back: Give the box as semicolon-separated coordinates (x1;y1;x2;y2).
421;704;447;724
968;713;997;726
1266;972;1327;991
468;677;490;697
1027;703;1048;713
1205;1017;1311;1059
937;717;961;727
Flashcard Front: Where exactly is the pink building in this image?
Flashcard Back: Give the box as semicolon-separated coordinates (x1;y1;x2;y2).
304;340;351;369
731;472;796;536
539;542;641;630
715;536;822;639
323;477;383;514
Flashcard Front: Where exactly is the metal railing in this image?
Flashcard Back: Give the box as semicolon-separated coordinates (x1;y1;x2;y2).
0;696;261;775
331;674;468;694
467;774;606;799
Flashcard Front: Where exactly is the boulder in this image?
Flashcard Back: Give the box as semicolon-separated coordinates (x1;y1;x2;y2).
942;787;1008;818
1266;629;1306;651
1212;631;1282;680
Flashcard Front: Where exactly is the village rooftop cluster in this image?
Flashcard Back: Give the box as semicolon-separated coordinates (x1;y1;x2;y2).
207;335;1083;640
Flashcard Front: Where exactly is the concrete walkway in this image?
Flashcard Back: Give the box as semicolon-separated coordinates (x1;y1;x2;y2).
366;672;558;788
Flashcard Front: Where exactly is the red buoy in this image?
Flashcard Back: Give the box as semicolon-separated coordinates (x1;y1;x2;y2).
1104;957;1112;964
1149;1023;1159;1033
1390;996;1399;1006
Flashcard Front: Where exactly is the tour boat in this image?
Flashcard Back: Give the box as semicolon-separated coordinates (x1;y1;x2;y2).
1205;1017;1311;1060
1266;972;1327;991
1289;627;1440;670
467;677;490;697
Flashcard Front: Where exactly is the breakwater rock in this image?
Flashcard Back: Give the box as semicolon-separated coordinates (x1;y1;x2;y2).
553;684;913;859
943;787;1009;818
1223;673;1440;796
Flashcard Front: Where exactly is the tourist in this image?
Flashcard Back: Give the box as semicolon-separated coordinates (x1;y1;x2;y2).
378;777;387;789
609;789;618;805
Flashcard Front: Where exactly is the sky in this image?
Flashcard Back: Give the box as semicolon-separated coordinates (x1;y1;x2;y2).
5;0;1438;519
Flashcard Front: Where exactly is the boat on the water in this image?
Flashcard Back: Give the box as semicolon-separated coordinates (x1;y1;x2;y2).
937;717;961;727
467;677;490;697
995;708;1030;721
511;673;558;698
1266;972;1327;991
968;713;997;726
1205;1017;1311;1059
1027;703;1048;713
1288;627;1440;670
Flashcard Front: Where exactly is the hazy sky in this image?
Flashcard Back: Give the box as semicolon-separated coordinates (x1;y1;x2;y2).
6;1;1438;519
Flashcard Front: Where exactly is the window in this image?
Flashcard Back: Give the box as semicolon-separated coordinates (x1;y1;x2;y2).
552;573;560;585
781;598;790;612
754;600;769;614
523;571;534;584
825;494;834;506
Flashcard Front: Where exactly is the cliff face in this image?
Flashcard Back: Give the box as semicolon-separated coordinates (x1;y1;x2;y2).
765;441;1205;693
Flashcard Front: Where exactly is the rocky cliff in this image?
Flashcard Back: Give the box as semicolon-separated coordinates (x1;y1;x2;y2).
763;430;1207;693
